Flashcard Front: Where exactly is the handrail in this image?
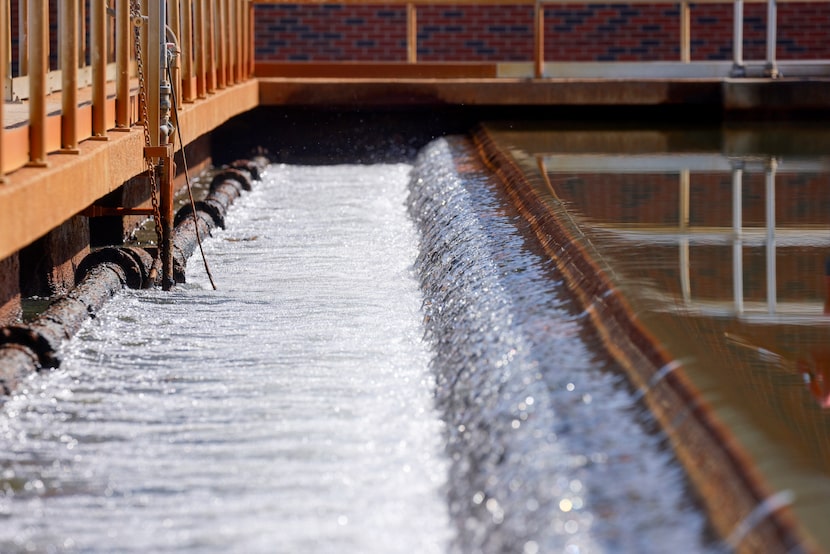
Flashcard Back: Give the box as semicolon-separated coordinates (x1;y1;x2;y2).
1;0;252;180
251;0;830;81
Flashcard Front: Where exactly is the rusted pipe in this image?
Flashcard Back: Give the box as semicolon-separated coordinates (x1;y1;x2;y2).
171;157;267;281
0;158;267;397
0;246;154;394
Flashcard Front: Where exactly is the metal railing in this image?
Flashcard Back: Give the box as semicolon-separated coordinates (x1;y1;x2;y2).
1;0;253;179
251;0;830;79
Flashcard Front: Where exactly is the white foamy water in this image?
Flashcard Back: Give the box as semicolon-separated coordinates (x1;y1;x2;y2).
0;164;452;553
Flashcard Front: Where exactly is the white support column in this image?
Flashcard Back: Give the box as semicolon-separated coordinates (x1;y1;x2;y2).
731;0;745;77
765;0;779;78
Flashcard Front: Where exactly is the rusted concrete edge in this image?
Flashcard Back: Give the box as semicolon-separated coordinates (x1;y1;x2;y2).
470;125;818;554
0;157;267;398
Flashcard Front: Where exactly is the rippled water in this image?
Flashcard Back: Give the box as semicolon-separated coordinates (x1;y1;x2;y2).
0;164;450;553
0;139;715;553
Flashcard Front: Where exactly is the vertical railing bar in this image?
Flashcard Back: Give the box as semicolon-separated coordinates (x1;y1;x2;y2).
206;0;216;92
181;0;194;101
115;0;130;127
0;0;6;181
765;159;777;314
247;0;254;77
228;0;233;82
169;0;183;106
147;0;163;147
27;0;47;166
236;0;243;81
194;0;206;97
19;0;28;76
221;0;229;85
92;0;108;138
731;0;745;76
679;1;690;63
236;0;242;81
217;0;226;88
61;0;80;151
228;0;237;83
406;3;417;64
534;0;544;78
679;169;691;302
141;0;148;115
765;0;779;77
79;0;86;69
732;165;744;314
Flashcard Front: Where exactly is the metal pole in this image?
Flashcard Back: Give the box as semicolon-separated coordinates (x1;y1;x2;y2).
534;0;544;78
27;0;48;166
680;2;690;63
0;0;6;181
732;166;744;314
115;0;130;128
146;0;174;289
765;159;777;314
206;0;216;92
60;0;79;151
407;3;417;64
92;0;108;138
731;0;745;76
181;0;194;100
765;0;779;78
215;0;226;89
194;0;206;97
679;169;691;303
18;0;28;76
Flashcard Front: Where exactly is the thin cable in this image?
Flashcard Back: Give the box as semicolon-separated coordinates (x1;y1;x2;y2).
167;64;217;290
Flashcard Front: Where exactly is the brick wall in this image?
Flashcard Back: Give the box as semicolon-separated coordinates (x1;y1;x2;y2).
253;3;830;62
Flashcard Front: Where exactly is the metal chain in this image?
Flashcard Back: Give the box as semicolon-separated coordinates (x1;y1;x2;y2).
130;0;163;270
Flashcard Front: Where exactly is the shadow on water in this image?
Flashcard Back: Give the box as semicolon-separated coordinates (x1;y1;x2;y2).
482;121;830;550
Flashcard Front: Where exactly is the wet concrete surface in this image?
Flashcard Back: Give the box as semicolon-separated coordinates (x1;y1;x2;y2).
481;121;830;551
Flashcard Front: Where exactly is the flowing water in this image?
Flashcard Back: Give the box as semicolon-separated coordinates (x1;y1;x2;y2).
0;137;714;553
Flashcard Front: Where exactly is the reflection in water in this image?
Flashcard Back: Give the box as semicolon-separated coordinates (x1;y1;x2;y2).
490;124;830;549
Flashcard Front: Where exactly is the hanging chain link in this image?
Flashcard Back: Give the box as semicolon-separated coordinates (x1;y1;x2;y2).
130;0;163;270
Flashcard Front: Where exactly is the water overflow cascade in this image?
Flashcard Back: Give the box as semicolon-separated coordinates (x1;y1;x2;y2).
0;138;719;551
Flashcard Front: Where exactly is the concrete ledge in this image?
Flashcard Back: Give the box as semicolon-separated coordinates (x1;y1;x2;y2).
258;77;723;107
0;80;259;262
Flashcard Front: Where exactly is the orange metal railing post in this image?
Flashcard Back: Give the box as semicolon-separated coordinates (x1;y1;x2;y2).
61;0;80;151
115;0;131;128
194;0;206;97
18;0;28;77
534;0;544;78
27;0;48;166
680;1;690;63
181;0;195;101
229;0;238;84
206;0;216;92
246;0;253;77
216;0;227;88
92;0;108;138
407;3;417;64
169;0;183;106
0;0;6;182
